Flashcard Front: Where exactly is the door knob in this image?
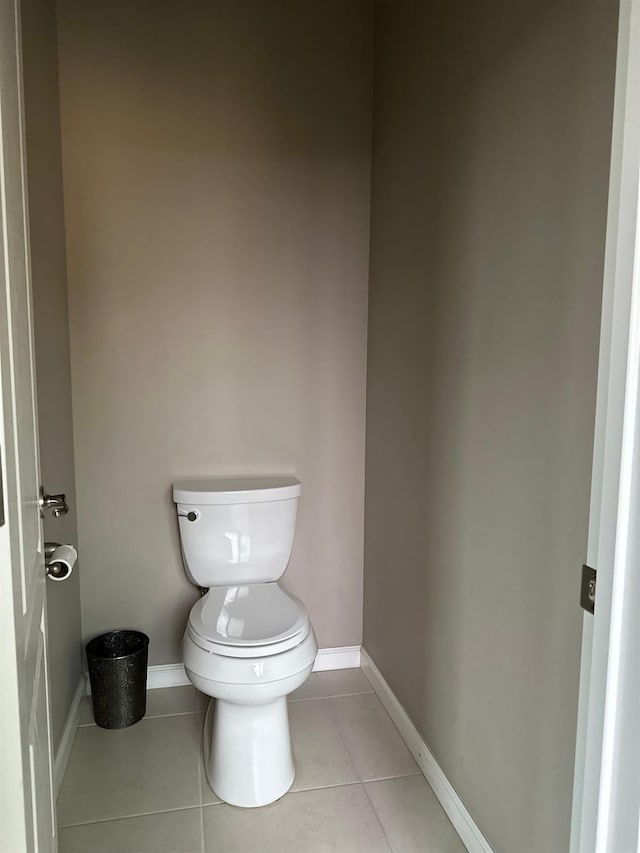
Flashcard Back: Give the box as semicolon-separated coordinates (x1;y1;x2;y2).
39;487;69;518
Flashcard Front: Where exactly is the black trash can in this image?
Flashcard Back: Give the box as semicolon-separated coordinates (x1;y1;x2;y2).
86;631;149;729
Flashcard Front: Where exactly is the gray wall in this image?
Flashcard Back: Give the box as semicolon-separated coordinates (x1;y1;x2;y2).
57;0;373;664
22;0;82;753
364;2;617;851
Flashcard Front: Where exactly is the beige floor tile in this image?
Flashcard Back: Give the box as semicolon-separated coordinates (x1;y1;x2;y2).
79;686;199;726
58;808;203;853
57;714;201;826
330;693;420;782
366;776;466;852
145;685;200;717
289;698;359;792
78;697;94;726
289;668;374;701
203;785;391;853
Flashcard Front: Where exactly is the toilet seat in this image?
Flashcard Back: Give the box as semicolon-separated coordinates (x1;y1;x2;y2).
188;583;310;658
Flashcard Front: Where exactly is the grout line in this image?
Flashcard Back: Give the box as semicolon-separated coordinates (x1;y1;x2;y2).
77;692;375;725
60;782;369;830
78;709;200;728
194;713;222;816
199;804;205;853
289;779;363;796
268;781;364;801
324;695;365;785
196;713;206;809
324;691;421;790
58;803;204;829
362;779;395;853
350;669;409;849
288;689;374;703
360;769;423;783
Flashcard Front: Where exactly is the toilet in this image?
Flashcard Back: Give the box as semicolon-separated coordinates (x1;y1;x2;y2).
173;476;317;808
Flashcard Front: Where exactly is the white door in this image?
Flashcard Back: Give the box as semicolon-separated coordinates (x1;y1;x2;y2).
0;1;56;851
571;1;640;851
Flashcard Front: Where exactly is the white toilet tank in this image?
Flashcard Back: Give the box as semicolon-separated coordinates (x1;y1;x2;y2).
172;476;301;587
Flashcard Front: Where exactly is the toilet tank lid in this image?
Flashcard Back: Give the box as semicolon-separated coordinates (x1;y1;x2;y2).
173;476;302;505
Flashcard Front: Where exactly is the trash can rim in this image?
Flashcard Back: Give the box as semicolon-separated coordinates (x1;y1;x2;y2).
86;629;150;660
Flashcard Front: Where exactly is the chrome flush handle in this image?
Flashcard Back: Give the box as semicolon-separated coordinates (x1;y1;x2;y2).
177;509;200;522
39;486;69;518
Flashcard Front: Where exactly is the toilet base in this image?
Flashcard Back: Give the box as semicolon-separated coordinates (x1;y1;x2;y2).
203;696;295;808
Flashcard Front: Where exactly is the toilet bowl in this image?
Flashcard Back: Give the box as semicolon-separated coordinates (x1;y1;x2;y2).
173;477;317;808
182;583;317;807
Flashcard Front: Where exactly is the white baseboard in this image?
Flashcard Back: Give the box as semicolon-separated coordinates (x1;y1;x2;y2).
312;645;361;672
53;677;85;796
146;663;191;690
361;648;493;853
86;645;363;693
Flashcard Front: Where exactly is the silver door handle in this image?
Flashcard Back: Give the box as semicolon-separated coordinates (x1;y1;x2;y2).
39;486;69;518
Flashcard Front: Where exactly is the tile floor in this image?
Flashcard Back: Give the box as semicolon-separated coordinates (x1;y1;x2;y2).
58;669;465;853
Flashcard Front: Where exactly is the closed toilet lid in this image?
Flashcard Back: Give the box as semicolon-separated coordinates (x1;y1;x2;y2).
188;583;309;657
